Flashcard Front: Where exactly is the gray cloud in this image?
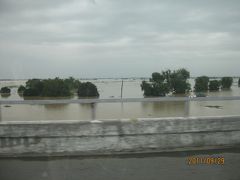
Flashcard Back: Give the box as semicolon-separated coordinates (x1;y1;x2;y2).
0;0;240;79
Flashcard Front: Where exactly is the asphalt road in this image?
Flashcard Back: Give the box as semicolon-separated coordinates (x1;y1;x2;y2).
0;148;240;180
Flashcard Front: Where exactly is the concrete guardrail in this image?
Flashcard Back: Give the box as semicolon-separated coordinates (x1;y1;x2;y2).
0;115;240;157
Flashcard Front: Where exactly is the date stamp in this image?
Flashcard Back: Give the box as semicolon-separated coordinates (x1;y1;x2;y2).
187;156;224;165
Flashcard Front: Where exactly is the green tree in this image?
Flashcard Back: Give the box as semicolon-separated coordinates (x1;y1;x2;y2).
0;87;11;94
17;85;26;94
24;79;43;96
141;81;152;96
221;77;233;89
23;78;73;97
150;72;165;83
141;68;190;97
169;68;191;93
194;76;209;92
64;77;81;91
141;71;170;97
151;82;170;96
23;88;41;96
209;80;221;91
78;82;99;97
41;78;72;97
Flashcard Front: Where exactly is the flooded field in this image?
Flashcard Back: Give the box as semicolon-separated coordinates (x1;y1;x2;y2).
0;78;240;121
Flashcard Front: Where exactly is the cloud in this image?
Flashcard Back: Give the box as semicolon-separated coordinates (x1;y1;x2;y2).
0;0;240;78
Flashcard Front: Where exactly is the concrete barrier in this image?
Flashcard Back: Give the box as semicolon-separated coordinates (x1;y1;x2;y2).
0;116;240;157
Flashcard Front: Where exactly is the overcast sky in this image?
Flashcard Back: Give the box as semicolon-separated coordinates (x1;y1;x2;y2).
0;0;240;79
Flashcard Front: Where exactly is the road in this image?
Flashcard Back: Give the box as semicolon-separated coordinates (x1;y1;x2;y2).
0;148;240;180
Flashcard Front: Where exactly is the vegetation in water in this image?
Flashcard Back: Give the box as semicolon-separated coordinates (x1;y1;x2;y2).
17;85;26;94
1;73;237;99
0;87;11;94
209;80;221;91
194;76;209;92
77;82;99;97
141;68;190;97
221;77;233;89
19;77;99;97
169;68;191;94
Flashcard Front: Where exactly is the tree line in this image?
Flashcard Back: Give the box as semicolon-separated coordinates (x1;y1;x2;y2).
0;73;240;98
13;77;99;98
141;69;237;97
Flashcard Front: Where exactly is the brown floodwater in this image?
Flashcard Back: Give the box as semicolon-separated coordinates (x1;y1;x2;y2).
0;78;240;121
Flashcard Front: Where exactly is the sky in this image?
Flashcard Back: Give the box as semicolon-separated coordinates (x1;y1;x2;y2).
0;0;240;79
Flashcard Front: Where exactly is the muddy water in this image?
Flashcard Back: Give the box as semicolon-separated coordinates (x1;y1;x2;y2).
0;78;240;121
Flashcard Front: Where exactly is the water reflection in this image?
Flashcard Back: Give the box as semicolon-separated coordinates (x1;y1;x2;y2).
0;93;11;98
141;102;185;117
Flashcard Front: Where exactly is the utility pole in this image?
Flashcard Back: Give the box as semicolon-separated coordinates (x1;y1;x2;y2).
120;79;123;99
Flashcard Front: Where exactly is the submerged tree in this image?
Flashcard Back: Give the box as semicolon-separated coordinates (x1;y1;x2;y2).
141;68;190;97
194;76;209;92
21;77;99;97
0;87;11;94
141;81;153;96
41;78;72;97
64;77;81;91
24;79;44;96
169;68;191;94
221;77;233;89
209;80;221;91
141;71;170;97
17;85;26;94
77;82;99;97
23;78;72;97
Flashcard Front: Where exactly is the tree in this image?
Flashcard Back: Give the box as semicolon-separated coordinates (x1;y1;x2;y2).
23;88;41;96
0;87;11;94
141;71;170;97
64;77;81;91
151;81;170;96
221;77;233;89
23;78;73;97
17;85;26;94
41;78;72;97
209;80;221;91
169;68;191;94
24;79;43;96
141;81;152;96
238;78;240;87
150;72;165;83
77;82;99;97
141;68;190;96
194;76;209;92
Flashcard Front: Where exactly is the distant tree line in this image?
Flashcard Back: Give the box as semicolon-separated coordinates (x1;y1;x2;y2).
141;69;237;97
194;76;233;92
17;77;99;98
0;74;238;99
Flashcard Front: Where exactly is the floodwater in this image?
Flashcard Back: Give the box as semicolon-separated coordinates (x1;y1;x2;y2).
0;78;240;121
